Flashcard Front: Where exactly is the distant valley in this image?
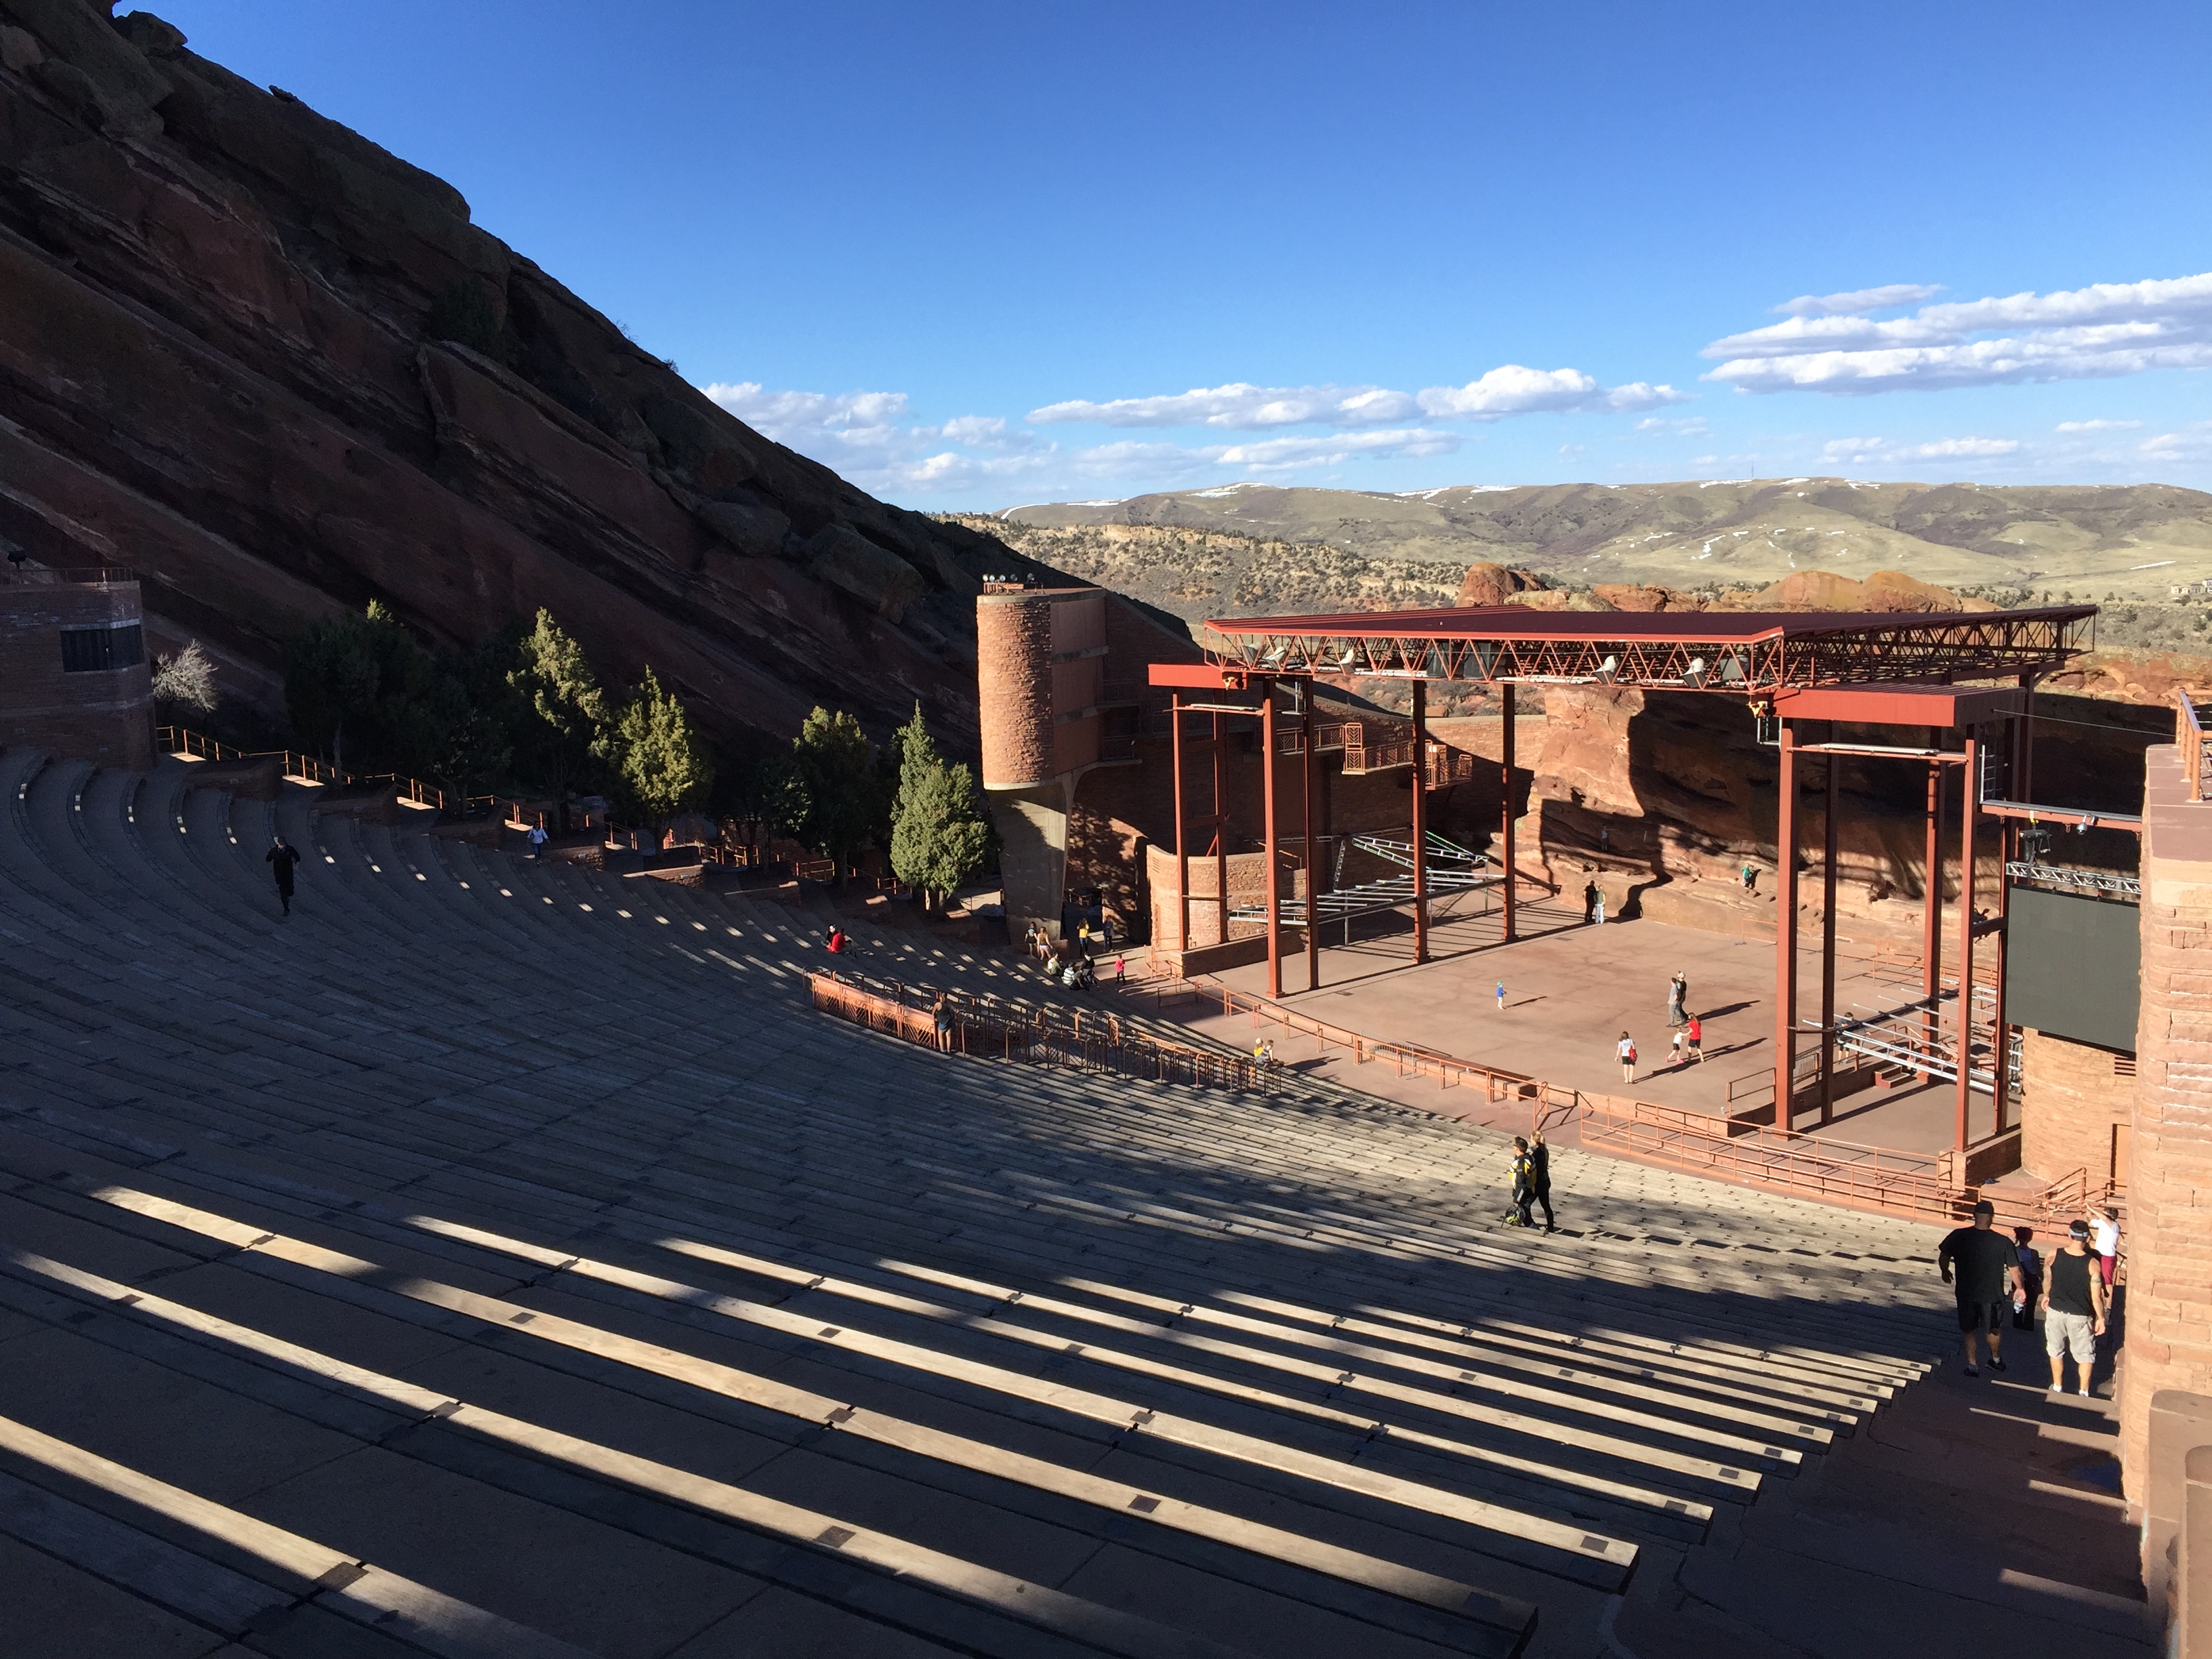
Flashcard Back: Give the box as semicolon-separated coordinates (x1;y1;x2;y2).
985;478;2212;617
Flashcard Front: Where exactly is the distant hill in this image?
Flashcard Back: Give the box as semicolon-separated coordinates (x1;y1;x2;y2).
996;479;2212;605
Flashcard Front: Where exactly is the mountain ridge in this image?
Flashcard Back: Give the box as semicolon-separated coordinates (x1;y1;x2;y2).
998;478;2212;602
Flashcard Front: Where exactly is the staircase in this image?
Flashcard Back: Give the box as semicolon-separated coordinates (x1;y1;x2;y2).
0;751;2128;1659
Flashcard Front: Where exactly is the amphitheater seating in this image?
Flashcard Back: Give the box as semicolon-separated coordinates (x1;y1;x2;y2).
0;752;1969;1659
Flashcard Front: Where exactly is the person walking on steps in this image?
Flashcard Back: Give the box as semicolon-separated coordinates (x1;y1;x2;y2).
2091;1206;2121;1289
1616;1031;1637;1084
2041;1218;2108;1396
1685;1012;1704;1063
932;995;954;1054
1939;1198;2024;1377
1113;954;1126;987
2011;1226;2043;1334
1507;1136;1536;1227
1528;1128;1555;1233
266;836;301;916
527;821;549;860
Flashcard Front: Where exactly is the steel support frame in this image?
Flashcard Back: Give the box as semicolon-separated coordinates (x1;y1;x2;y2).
1954;728;1979;1151
1262;678;1282;1000
1410;679;1430;965
1775;720;1799;1132
1820;733;1839;1126
1500;683;1518;944
1923;738;1944;1063
1303;680;1320;991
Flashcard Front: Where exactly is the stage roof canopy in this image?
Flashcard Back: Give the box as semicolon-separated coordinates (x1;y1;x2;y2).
1193;604;2096;693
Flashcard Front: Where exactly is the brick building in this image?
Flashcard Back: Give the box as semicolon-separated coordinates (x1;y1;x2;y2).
2125;743;2212;1558
0;569;153;769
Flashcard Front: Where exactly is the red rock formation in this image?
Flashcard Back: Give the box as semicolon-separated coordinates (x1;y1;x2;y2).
1452;562;1544;607
0;1;1043;745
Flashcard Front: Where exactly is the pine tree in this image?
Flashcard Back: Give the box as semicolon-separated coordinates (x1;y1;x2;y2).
787;707;875;882
615;668;713;825
510;609;612;828
888;703;989;909
285;600;426;776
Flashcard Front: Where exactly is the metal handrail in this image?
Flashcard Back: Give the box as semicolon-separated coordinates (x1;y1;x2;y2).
2177;687;2211;802
810;970;1275;1094
155;724;480;815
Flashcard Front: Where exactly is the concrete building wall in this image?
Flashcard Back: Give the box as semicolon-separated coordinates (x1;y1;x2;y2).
0;577;152;768
2020;1029;2135;1184
2124;744;2212;1534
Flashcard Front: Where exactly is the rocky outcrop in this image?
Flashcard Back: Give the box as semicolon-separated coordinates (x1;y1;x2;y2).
0;0;1048;745
1453;562;1545;607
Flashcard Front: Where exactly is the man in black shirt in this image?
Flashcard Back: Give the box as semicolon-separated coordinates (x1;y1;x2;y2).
2039;1218;2110;1396
1938;1199;2022;1377
266;836;302;917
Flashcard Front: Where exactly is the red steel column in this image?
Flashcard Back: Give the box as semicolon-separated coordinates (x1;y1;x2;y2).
1411;679;1430;965
1774;719;1799;1133
1820;738;1839;1126
1500;682;1518;943
1922;743;1944;1068
1954;730;1979;1152
1212;711;1227;950
1172;692;1189;952
1303;678;1320;992
1262;678;1282;1000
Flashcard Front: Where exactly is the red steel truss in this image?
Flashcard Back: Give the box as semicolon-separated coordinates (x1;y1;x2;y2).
1199;605;2095;693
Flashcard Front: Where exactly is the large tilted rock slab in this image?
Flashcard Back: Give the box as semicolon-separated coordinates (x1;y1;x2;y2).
0;1;1051;742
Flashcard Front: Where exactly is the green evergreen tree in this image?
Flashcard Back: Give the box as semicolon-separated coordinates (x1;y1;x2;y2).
285;599;427;775
888;703;990;909
510;609;612;827
614;667;714;825
787;706;874;882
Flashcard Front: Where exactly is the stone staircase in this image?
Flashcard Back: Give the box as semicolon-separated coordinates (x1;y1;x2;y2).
0;753;2012;1659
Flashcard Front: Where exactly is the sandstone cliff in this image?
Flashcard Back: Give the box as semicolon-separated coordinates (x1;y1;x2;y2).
0;1;1048;746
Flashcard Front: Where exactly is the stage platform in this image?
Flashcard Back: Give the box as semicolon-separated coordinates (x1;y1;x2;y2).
1161;895;1996;1155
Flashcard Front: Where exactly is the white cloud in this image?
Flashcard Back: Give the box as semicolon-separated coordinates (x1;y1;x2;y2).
2054;418;2144;432
1772;283;1943;317
1029;365;1685;431
1634;415;1712;436
1820;435;2022;463
701;380;1057;497
2142;422;2212;463
1704;271;2212;394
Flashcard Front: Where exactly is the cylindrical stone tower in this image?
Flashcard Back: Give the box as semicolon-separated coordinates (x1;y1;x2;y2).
977;590;1057;790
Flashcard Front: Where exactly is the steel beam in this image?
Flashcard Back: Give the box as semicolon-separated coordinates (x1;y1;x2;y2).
1172;693;1188;953
1262;678;1281;1000
1923;744;1943;1063
1501;683;1518;944
1303;678;1320;991
1411;679;1429;965
1775;720;1799;1134
1821;738;1839;1126
1954;729;1978;1152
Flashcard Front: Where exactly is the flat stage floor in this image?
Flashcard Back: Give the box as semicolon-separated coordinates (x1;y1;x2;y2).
1151;890;1993;1154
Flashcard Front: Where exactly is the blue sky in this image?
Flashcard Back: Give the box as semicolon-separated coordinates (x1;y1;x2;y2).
165;1;2212;508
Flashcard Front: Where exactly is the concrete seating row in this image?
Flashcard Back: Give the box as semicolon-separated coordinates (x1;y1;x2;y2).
0;754;1953;1658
